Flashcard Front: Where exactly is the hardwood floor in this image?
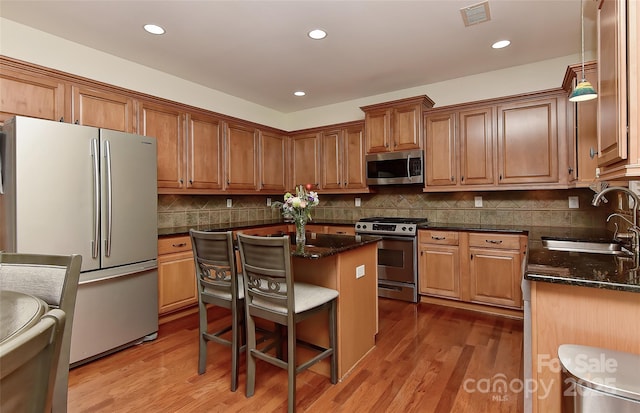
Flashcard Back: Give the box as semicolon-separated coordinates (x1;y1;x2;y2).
68;299;524;412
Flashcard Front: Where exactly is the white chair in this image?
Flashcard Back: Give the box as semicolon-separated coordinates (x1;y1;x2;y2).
237;233;338;413
0;253;82;413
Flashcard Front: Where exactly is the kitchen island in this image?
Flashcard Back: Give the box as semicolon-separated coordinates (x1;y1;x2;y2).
525;230;640;413
287;232;380;380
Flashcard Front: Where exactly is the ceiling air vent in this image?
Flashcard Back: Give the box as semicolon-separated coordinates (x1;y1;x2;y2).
460;1;491;27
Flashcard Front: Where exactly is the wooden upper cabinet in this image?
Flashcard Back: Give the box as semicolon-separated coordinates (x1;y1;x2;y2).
321;129;343;190
563;61;599;185
425;107;494;188
497;97;559;185
259;130;287;192
0;65;65;123
361;95;434;154
225;121;258;190
319;122;366;191
290;132;320;189
597;0;627;167
71;85;135;132
139;101;184;189
343;123;366;189
363;107;392;153
460;107;495;186
186;112;223;190
425;112;457;187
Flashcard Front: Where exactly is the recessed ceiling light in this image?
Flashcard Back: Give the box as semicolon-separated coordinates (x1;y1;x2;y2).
294;91;306;97
492;40;510;49
144;24;165;35
308;29;327;40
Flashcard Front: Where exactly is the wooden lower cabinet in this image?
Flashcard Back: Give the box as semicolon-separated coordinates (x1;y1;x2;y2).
468;232;524;308
418;230;526;311
419;230;461;299
157;235;197;315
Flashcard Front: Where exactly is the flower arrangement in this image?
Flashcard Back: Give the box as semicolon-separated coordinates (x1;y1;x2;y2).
273;184;319;245
274;184;319;223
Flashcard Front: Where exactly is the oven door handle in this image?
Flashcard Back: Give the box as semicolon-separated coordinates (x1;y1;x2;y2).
376;235;416;242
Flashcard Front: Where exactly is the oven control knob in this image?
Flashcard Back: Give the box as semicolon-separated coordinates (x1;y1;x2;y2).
402;226;407;231
356;224;361;229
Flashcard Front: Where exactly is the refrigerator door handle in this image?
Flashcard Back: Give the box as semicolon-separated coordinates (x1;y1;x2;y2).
91;138;100;259
104;140;113;257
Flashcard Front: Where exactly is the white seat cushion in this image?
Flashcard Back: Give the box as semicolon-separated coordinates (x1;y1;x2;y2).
251;282;337;314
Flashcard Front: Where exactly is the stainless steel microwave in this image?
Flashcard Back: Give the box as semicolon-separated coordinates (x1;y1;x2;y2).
365;150;424;185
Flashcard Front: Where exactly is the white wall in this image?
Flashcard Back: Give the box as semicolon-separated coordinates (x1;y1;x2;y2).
1;17;587;132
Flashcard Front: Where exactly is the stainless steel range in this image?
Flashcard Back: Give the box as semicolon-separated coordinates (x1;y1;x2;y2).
355;217;427;302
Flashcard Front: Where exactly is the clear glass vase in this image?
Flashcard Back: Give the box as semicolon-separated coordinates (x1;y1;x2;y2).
295;217;307;247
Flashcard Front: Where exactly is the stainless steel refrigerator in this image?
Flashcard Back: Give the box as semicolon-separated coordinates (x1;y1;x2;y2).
0;115;158;366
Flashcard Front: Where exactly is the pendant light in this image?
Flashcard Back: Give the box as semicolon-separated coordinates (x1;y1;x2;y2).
569;0;597;102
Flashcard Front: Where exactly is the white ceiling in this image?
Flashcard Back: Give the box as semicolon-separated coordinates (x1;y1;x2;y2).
0;0;598;113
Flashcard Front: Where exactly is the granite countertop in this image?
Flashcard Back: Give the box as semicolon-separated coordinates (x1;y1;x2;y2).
287;232;381;259
159;218;640;292
425;222;640;293
524;227;640;293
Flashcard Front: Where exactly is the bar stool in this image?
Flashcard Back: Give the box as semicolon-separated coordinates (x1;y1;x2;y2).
189;230;245;392
237;233;338;413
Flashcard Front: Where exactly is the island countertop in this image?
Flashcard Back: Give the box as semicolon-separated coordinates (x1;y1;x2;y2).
287;233;381;259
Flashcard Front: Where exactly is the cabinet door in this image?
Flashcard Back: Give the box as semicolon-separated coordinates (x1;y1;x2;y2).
71;85;135;132
158;250;197;314
364;108;392;153
0;66;65;123
497;98;558;184
290;132;320;189
468;247;522;308
343;123;366;189
393;103;422;151
186;112;223;190
425;112;457;187
459;107;494;185
321;129;343;190
225;122;258;190
139;102;184;189
419;244;460;299
325;225;355;235
568;63;599;184
597;0;628;166
259;131;288;192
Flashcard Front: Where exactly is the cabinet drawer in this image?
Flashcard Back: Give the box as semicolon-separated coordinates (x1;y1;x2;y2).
468;233;521;250
158;235;192;255
419;230;459;246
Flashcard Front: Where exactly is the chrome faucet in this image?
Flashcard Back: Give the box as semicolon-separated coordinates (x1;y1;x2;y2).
592;186;639;228
594;186;640;254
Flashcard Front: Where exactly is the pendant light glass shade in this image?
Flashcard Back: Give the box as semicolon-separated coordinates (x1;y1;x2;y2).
569;80;598;102
570;0;597;103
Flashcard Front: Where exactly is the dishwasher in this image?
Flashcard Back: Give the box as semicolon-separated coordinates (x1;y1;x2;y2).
559;344;640;412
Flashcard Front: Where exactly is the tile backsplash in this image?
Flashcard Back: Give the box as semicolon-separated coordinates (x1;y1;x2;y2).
158;187;614;229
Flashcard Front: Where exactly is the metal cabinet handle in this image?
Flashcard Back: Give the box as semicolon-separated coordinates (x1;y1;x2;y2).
590;147;598;159
485;239;503;244
172;243;187;248
431;236;446;240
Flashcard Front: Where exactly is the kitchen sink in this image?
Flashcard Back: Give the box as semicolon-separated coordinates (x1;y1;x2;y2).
541;237;632;256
